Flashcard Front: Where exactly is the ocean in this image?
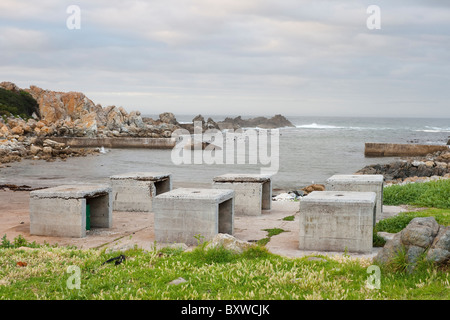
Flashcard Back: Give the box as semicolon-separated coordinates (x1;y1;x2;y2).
1;115;449;191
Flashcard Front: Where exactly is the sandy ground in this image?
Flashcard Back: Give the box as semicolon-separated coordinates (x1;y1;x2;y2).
0;189;408;259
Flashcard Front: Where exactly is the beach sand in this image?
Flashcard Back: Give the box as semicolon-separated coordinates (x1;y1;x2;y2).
0;189;407;259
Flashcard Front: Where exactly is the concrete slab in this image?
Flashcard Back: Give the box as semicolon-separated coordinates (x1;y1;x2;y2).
213;173;272;183
30;184;111;199
0;189;404;260
153;188;235;245
29;184;112;238
298;191;376;254
326;174;384;226
110;172;172;212
213;173;272;215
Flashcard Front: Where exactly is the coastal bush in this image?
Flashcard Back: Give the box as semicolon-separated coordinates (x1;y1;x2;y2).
383;179;450;209
0;88;39;118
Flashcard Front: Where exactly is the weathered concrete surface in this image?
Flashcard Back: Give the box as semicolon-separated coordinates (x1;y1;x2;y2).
1;189;403;258
29;184;112;238
110;172;172;212
153;188;235;246
49;137;176;149
365;143;448;157
298;191;376;254
213;174;272;215
326;174;384;226
30;184;111;199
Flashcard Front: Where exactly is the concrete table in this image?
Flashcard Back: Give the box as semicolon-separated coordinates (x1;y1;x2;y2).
298;191;376;254
110;172;172;212
30;184;112;238
212;173;272;216
325;174;384;226
153;188;234;246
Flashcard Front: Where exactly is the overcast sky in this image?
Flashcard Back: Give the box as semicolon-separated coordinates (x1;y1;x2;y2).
1;0;449;118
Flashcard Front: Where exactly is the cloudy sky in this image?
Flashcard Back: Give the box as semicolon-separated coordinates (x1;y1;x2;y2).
1;0;449;118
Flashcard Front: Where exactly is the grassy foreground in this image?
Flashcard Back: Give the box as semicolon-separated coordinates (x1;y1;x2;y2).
0;179;449;300
0;238;449;300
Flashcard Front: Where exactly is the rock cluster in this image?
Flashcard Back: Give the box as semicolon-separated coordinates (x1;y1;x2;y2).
357;150;450;184
0;136;98;166
375;217;450;269
1;81;295;165
217;114;295;130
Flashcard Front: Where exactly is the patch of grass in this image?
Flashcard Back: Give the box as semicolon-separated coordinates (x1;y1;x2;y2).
1;242;448;300
375;208;450;234
257;228;287;246
282;215;295;221
383;179;450;209
373;230;386;247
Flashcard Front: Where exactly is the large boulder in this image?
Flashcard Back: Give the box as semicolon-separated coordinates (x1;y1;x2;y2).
159;112;179;125
426;227;450;264
205;233;252;254
375;217;449;267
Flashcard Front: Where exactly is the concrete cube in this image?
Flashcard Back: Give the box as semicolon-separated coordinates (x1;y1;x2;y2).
110;172;172;212
153;188;234;245
29;184;112;238
212;173;272;216
326;174;384;226
298;191;376;253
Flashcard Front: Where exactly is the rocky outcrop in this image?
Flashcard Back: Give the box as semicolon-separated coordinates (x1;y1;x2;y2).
375;217;449;269
217;114;295;130
178;114;221;133
357;150;450;184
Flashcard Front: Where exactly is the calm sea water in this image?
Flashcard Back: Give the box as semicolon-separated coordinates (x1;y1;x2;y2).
1;115;449;191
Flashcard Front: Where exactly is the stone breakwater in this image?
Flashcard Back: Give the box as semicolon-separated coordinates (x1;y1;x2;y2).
356;150;450;185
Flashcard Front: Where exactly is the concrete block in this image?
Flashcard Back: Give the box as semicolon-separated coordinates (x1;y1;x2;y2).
326;174;384;226
212;173;272;216
29;184;112;238
110;172;172;212
298;191;376;253
153;188;234;245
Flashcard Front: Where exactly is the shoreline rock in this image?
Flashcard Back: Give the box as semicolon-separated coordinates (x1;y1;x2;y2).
357;150;450;185
375;217;449;269
1;81;295;166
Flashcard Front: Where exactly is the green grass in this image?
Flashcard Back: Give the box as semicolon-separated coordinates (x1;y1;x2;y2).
383;179;450;209
2;181;450;300
375;208;450;234
0;239;448;300
257;228;287;246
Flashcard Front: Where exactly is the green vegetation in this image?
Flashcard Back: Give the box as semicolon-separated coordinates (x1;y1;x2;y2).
378;180;450;235
0;88;39;119
375;208;450;234
257;228;287;246
282;215;295;221
0;235;448;300
1;181;450;300
383;179;450;209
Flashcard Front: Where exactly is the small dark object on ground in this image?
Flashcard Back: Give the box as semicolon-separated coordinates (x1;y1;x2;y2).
101;254;126;266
